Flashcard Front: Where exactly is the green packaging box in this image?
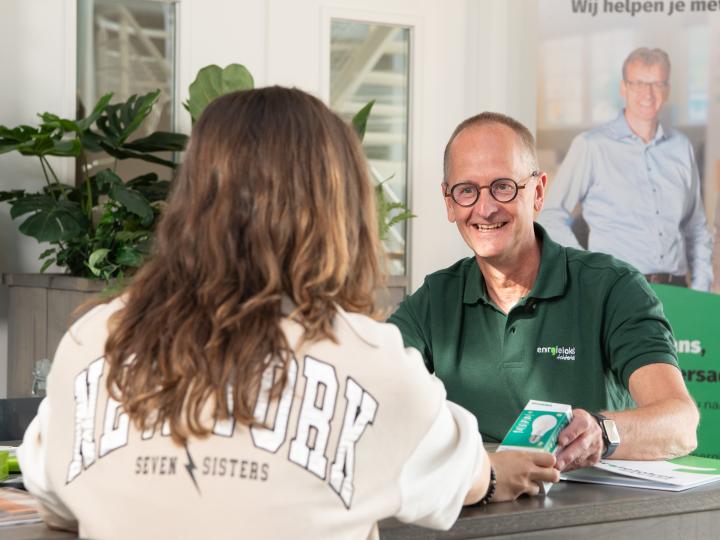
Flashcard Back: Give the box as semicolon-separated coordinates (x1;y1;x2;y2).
497;399;573;494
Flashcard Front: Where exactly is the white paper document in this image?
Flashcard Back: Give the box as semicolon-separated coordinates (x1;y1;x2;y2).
561;455;720;491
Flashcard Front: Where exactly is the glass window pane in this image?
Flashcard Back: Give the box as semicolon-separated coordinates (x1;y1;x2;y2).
330;20;411;276
77;0;177;179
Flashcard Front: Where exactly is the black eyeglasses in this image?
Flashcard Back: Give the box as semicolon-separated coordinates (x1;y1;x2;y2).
624;79;669;92
444;171;539;206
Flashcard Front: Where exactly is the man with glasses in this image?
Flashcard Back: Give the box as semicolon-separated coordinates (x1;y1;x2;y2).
388;111;698;481
538;47;712;290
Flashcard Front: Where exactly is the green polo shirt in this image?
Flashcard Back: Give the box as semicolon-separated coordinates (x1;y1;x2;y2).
388;224;678;442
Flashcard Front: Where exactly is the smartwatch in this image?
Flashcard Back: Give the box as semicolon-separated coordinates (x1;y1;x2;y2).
590;412;620;459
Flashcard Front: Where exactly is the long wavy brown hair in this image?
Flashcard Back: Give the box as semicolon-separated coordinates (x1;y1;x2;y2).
104;87;383;444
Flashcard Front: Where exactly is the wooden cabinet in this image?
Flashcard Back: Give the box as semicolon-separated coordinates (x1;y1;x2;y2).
3;274;104;398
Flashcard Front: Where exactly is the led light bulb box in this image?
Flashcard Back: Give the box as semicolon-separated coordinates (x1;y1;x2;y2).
497;400;573;494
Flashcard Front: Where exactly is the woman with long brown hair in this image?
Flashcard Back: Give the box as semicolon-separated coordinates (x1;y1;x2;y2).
19;87;556;539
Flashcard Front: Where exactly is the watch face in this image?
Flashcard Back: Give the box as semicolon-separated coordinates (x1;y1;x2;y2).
602;419;621;445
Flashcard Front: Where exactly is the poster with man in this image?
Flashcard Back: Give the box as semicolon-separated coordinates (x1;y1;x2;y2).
535;0;720;458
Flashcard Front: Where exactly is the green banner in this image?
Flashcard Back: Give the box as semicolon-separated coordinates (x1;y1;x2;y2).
652;285;720;459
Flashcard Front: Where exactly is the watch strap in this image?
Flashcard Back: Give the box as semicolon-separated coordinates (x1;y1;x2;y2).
590;412;618;459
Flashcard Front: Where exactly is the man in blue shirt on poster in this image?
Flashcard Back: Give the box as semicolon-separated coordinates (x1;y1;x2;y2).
538;47;713;291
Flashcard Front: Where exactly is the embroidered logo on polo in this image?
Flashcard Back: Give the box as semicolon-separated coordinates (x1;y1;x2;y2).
536;345;576;362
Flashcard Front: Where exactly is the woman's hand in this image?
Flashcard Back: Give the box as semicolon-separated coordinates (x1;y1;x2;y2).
488;450;560;502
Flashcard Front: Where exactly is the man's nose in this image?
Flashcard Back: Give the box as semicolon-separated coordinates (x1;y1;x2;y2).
638;82;655;96
472;189;500;216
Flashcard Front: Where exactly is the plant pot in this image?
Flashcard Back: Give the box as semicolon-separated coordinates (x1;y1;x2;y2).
2;273;105;398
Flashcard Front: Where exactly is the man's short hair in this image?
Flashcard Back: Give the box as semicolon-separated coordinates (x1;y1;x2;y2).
443;112;539;181
622;47;671;80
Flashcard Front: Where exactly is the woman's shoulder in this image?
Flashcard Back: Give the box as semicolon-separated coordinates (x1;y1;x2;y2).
67;297;126;345
48;297;127;372
334;307;408;352
333;307;443;396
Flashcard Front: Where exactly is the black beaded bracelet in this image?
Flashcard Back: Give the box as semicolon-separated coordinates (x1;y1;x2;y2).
479;466;496;505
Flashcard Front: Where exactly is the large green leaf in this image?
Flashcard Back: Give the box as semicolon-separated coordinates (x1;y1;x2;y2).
0;189;25;203
123;131;188;153
0;125;43;155
351;101;375;142
127;173;170;203
11;134;50;156
0;143;21;155
100;142;178;168
18;200;87;242
95;91;160;144
9;194;56;219
185;64;254;122
115;245;144;267
39;257;55;274
108;183;154;225
38;113;78;133
115;230;150;243
87;248;111;277
76;93;113;132
94;169;154;224
44;138;82;157
0;121;81;157
0;125;38;144
94;169;122;192
80;130;104;152
125;172;158;187
121;91;160;141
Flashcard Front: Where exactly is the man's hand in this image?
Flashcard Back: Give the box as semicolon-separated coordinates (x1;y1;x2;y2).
489;450;559;501
555;408;604;471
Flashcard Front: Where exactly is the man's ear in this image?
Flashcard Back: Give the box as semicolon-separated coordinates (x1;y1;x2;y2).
442;182;456;223
533;172;548;214
620;78;628;103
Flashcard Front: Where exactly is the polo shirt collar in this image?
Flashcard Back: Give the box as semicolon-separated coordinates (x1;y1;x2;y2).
462;223;567;305
530;223;567;300
607;110;668;144
463;259;486;304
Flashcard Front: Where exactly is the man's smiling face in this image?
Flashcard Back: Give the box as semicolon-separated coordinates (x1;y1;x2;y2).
443;122;544;266
621;61;669;125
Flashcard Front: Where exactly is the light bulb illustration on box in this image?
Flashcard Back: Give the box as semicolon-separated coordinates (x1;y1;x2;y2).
529;414;558;444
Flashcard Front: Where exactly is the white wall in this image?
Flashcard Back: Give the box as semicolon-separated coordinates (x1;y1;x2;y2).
0;0;76;397
175;0;268;134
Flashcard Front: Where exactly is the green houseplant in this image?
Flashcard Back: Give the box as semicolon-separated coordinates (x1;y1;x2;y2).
0;64;255;281
0;90;188;397
0;63;412;278
349;100;415;242
0;91;187;280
